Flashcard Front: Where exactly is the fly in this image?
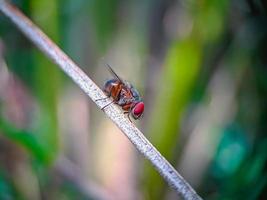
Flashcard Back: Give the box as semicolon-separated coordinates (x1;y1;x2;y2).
98;64;144;121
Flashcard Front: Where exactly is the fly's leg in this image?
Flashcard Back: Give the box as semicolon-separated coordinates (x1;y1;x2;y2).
95;94;114;110
95;94;111;102
123;111;132;123
95;93;113;110
101;100;115;110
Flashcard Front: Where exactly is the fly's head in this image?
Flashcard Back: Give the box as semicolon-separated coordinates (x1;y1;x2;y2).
131;101;144;120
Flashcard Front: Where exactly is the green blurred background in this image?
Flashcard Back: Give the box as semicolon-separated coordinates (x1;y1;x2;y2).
0;0;266;199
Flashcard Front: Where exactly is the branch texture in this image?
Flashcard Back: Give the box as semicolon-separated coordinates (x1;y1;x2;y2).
0;1;202;199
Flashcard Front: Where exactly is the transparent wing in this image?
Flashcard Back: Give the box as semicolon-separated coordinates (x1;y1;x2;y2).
106;64;124;83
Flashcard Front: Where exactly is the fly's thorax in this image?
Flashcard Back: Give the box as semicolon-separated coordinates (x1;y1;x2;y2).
130;85;141;101
117;97;129;105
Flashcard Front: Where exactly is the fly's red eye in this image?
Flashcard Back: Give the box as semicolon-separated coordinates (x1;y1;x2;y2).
133;102;144;116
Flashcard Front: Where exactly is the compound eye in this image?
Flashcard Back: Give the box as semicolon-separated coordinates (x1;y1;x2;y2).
132;102;144;118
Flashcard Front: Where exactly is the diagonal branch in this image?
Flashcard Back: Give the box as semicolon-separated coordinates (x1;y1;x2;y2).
0;1;202;199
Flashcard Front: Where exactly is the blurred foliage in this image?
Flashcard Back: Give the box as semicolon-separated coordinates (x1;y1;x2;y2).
144;1;229;199
144;38;202;199
90;0;119;51
0;172;21;200
0;0;267;199
0;117;50;164
30;0;60;162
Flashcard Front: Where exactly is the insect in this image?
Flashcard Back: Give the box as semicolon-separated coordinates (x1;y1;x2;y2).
98;64;144;121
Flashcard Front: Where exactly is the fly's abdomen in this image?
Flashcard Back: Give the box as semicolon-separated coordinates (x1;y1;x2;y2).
103;79;122;100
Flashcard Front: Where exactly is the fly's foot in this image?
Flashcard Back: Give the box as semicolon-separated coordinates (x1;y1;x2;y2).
101;100;114;110
123;111;132;123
